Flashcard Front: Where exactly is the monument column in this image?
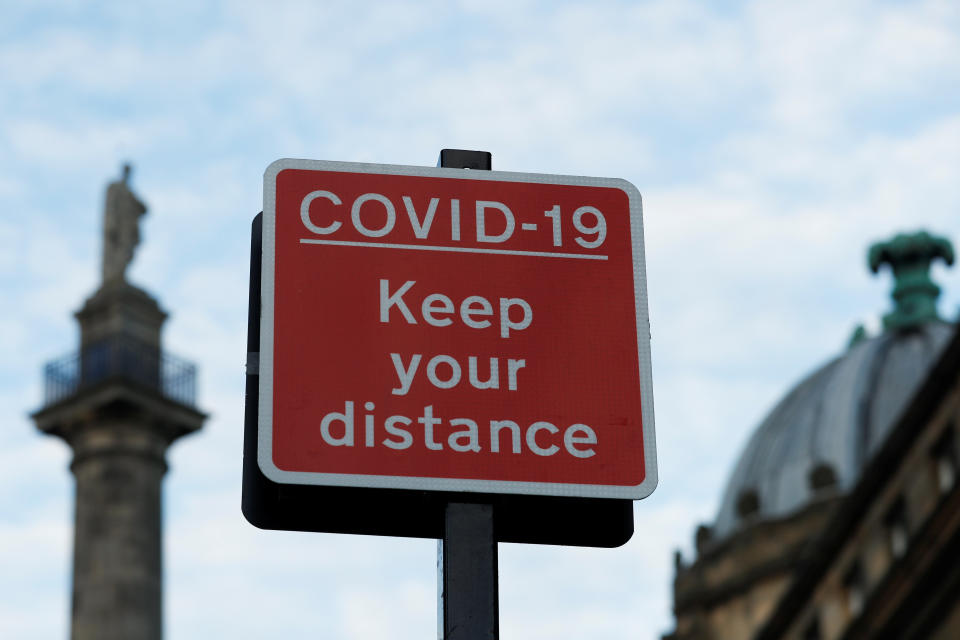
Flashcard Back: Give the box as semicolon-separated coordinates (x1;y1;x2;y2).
32;166;206;640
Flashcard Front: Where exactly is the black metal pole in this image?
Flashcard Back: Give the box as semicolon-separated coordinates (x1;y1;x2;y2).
440;503;499;639
436;149;498;640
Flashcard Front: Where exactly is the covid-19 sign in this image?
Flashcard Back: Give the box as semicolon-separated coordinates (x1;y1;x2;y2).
258;158;656;499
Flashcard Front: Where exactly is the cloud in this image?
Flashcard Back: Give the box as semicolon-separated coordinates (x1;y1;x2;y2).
165;490;438;638
0;506;71;640
1;2;959;640
745;0;960;131
5;118;184;171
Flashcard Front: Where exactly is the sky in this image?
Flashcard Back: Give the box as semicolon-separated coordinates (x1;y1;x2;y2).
1;0;959;638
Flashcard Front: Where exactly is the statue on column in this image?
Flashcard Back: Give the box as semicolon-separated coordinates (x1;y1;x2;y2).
102;163;147;284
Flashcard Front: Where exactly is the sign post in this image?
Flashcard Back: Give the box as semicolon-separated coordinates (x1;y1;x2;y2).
243;149;656;635
441;501;498;639
435;150;498;640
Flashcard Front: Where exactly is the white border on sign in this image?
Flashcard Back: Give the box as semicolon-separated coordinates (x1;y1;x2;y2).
259;158;657;500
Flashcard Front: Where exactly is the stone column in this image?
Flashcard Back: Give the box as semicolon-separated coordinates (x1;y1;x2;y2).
70;420;168;640
33;282;205;640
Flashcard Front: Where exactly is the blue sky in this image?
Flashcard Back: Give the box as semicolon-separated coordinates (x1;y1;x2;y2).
1;1;959;638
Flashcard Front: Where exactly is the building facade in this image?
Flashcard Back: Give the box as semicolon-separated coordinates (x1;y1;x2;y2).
667;231;959;640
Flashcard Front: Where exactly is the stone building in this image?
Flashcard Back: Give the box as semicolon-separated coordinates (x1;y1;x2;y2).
31;167;206;640
666;231;960;640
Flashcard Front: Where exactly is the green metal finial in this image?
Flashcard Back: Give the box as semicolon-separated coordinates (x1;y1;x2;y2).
868;230;955;331
847;324;868;349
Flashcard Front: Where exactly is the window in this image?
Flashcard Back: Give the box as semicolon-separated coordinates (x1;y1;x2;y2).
809;462;838;493
695;524;713;553
931;429;957;494
802;616;821;640
885;501;909;560
843;563;866;618
736;489;760;520
937;455;957;492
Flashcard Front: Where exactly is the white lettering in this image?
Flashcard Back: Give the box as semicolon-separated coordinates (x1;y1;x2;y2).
426;355;461;389
419;405;443;450
351;193;396;237
379;280;531;339
402;196;439;239
468;357;498;389
500;298;532;338
318;403;600;458
526;421;559;456
300;190;342;235
564;424;597;458
390;353;421;396
383;415;413;449
364;401;375;447
320;401;354;447
448;418;481;452
476;201;515;243
450;199;461;241
460;295;493;329
490;420;521;454
422;294;454;327
380;279;417;324
507;359;525;391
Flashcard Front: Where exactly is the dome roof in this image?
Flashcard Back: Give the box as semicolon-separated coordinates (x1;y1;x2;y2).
712;321;954;538
712;230;956;540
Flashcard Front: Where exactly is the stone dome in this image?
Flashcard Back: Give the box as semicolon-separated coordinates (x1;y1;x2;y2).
712;230;956;540
712;321;953;538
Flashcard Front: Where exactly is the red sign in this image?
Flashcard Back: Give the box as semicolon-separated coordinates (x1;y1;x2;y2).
259;159;656;499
